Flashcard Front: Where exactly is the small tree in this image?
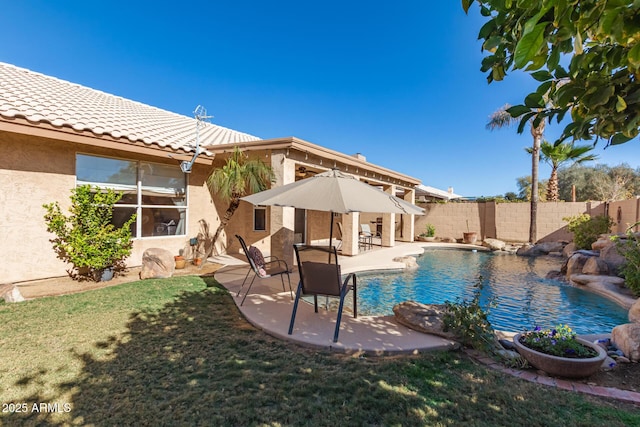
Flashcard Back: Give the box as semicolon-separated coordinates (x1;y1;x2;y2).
206;146;274;255
43;185;136;280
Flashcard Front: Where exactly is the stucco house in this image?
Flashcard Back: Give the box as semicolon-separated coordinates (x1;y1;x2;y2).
0;62;421;284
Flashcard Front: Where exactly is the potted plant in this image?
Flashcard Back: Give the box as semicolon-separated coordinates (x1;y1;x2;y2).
43;185;136;282
463;220;478;244
418;224;436;242
513;325;606;378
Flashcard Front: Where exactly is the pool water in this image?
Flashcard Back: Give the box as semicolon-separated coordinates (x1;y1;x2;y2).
353;249;628;334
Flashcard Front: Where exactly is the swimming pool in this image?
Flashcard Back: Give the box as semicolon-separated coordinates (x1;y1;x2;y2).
352;249;628;334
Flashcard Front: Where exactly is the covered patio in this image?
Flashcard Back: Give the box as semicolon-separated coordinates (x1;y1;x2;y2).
209;137;422;266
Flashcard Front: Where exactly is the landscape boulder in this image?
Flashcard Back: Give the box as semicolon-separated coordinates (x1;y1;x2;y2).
611;323;640;362
140;248;175;280
592;235;613;251
517;241;565;257
629;299;640;323
0;284;25;303
392;301;456;339
484;238;506;251
564;253;591;278
562;242;577;258
582;256;610;276
600;244;626;275
393;256;418;269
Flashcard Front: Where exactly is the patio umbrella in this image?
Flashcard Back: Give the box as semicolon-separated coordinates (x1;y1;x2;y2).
241;169;424;246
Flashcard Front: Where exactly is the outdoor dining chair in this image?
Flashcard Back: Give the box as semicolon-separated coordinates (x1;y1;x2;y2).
235;235;293;306
289;244;357;342
359;223;376;250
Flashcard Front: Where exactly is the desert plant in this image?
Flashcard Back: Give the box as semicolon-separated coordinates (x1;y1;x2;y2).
43;185;136;280
420;223;436;238
563;214;614;250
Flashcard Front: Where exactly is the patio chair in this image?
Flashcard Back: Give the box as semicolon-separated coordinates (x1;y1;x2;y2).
289;244;357;342
359;223;376;250
235;235;293;306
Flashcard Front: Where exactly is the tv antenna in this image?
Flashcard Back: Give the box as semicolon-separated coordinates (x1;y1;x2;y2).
177;105;213;173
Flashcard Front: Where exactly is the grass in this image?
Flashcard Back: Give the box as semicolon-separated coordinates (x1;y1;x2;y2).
1;276;638;426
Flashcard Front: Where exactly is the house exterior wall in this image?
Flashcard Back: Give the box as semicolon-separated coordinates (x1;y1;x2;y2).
415;200;615;243
0;130;222;284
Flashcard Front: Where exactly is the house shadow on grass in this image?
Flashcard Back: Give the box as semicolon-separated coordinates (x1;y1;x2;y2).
63;278;447;425
7;277;622;426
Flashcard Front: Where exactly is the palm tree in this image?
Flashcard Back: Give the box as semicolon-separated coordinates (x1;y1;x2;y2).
206;146;274;255
527;141;597;202
487;104;545;243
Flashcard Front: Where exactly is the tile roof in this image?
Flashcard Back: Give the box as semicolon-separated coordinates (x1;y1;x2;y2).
0;62;260;153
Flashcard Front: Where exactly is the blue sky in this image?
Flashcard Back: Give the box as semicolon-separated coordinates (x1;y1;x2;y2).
3;1;639;197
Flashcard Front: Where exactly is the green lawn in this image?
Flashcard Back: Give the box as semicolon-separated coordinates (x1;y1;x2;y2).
1;276;637;426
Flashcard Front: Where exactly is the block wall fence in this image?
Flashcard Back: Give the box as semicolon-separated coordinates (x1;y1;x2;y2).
415;199;640;243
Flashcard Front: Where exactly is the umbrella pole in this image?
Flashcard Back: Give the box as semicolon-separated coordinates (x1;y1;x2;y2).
328;212;334;263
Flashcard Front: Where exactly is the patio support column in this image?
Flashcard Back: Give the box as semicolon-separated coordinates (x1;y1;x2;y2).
269;151;296;266
399;188;416;242
341;212;359;256
381;184;396;247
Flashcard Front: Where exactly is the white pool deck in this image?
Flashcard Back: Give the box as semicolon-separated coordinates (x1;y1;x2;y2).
213;242;481;354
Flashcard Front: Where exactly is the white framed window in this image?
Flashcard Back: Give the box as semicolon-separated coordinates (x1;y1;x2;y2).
254;207;266;231
76;154;187;238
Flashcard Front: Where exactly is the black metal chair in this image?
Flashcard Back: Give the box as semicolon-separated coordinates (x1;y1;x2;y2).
235;235;293;306
289;244;357;342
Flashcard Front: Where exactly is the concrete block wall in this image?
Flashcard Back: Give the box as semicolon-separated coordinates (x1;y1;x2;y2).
415;200;618;244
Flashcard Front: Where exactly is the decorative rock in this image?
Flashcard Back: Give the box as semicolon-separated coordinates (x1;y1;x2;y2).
392;301;456;339
484;238;506;251
140;248;175;280
440;237;457;243
0;284;25;303
582;256;610;275
565;253;591;278
602;356;617;370
616;356;631;363
592;236;613;251
393;256;418;269
545;270;564;280
611;323;640;362
629;299;640;323
562;242;577;258
517;241;565;257
600;244;626;275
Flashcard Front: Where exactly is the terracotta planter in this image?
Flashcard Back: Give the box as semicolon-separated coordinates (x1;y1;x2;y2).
513;333;606;378
463;232;477;244
174;255;186;269
192;258;203;266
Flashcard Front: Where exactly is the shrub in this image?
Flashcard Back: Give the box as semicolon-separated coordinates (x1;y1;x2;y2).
43;185;136;280
443;277;497;353
563;213;613;250
614;224;640;296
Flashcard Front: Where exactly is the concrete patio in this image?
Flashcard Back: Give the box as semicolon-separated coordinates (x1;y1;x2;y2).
213;242;461;354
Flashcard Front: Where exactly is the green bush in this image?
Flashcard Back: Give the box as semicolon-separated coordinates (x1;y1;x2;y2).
563;214;614;250
43;185;136;280
443;277;497;354
615;225;640;296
